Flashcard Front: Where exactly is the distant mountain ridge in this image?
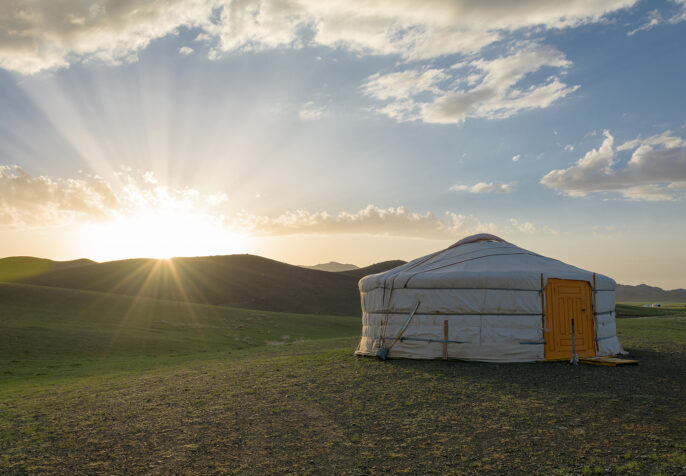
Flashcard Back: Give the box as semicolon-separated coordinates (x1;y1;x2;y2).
302;261;359;272
337;260;408;281
616;283;686;302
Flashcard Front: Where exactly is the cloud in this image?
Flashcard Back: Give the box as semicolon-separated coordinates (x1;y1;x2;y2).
540;130;686;201
627;9;663;35
0;1;641;125
0;0;637;74
114;167;228;212
0;166;225;228
363;69;448;101
230;205;501;239
0;165;118;227
186;0;639;62
616;130;686;150
233;206;564;239
509;218;559;235
363;43;580;123
591;224;616;238
450;182;514;194
512;154;520;162
509;218;535;234
563;144;574;151
0;167;559;240
0;0;214;74
673;0;686;23
627;1;686;35
298;101;326;121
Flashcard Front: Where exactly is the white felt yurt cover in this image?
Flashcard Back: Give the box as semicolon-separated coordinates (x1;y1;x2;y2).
355;234;624;362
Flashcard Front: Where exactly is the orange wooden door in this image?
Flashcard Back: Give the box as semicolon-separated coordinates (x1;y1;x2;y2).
544;279;596;360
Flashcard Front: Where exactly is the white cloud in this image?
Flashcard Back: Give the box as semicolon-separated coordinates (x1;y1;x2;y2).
0;1;641;125
0;165;118;227
509;218;559;235
592;224;617;238
0;166;561;240
627;1;686;35
509;218;536;234
231;205;503;239
0;0;637;74
628;9;663;35
540;130;686;201
616;130;686;150
363;69;448;101
564;144;574;151
0;0;214;74
364;43;580;124
234;205;446;237
298;101;327;121
512;154;520;162
114;167;228;211
204;0;638;63
673;0;686;23
0;166;225;228
450;182;514;194
231;206;559;239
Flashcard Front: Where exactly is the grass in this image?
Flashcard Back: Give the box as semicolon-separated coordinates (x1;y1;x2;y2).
617;316;686;344
1;285;685;474
0;283;360;383
616;303;686;318
619;302;686;309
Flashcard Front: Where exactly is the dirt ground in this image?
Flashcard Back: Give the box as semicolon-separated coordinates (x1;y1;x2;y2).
1;334;685;475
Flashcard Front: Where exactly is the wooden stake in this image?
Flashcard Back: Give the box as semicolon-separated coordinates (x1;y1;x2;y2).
443;320;448;360
540;273;545;324
541;273;547;360
592;272;598;354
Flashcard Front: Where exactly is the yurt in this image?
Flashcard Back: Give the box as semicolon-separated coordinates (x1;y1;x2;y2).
355;234;624;362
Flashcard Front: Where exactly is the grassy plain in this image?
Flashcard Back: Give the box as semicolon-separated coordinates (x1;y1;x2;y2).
619;302;686;309
1;290;685;475
0;283;360;383
615;303;686;318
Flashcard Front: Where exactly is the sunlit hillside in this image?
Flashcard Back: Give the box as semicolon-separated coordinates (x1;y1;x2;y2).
0;255;404;316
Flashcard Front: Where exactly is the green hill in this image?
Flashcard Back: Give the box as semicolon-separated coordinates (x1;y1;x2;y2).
0;254;405;316
2;255;359;316
0;256;94;282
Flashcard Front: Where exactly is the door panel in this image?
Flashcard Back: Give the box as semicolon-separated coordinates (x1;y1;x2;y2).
544;279;595;360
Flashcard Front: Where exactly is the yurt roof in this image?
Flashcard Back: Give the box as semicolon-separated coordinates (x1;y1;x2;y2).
360;234;615;292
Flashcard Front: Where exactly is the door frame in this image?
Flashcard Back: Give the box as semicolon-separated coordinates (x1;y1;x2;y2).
543;278;597;361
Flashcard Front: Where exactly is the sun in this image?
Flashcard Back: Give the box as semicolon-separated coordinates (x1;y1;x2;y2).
78;208;248;261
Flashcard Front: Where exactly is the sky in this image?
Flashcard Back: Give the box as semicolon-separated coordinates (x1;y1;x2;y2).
1;0;685;289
